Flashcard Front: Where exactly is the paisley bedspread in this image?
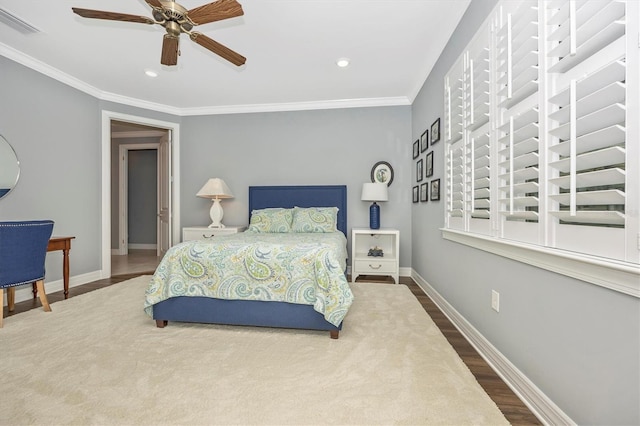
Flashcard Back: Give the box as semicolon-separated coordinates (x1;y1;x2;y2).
144;232;353;326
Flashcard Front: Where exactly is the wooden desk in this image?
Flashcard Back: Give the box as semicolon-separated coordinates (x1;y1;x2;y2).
33;236;75;299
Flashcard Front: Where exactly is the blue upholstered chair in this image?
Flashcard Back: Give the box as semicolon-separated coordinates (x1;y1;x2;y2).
0;220;54;328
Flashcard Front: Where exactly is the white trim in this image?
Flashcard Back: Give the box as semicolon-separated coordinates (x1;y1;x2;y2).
399;266;412;278
111;130;167;139
118;145;128;256
0;44;410;116
442;229;640;298
0;43;102;99
128;243;157;250
412;270;576;426
178;96;411;116
101;111;181;279
7;270;103;306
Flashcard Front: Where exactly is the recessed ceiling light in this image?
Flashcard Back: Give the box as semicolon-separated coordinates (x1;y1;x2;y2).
336;58;350;68
145;69;158;78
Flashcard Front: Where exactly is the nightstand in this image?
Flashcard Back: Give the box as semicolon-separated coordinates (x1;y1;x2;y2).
182;226;246;242
351;228;399;284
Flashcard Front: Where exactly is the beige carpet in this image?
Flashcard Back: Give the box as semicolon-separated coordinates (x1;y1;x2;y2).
0;276;508;425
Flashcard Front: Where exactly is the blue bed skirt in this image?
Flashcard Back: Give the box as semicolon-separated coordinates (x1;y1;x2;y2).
153;297;342;338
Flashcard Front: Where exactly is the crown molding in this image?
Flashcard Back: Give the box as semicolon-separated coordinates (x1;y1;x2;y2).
1;43;411;117
0;43;101;98
178;96;411;116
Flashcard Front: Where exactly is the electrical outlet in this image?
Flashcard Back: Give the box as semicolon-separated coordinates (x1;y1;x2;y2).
491;290;500;312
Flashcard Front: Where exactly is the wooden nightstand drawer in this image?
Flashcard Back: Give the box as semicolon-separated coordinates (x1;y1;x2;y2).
354;259;397;274
182;226;246;242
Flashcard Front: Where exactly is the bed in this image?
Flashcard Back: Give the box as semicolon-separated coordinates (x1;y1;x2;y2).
145;185;352;338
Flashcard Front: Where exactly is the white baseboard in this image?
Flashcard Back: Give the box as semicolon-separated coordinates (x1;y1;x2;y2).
411;270;575;426
128;243;157;250
5;270;104;306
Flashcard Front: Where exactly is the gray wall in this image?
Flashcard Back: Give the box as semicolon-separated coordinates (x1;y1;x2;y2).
0;55;101;279
410;0;639;424
180;107;412;265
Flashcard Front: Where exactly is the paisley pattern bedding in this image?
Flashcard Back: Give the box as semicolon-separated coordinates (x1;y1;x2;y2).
144;232;353;326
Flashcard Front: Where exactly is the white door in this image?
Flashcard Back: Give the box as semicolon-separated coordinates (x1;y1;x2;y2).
158;131;172;256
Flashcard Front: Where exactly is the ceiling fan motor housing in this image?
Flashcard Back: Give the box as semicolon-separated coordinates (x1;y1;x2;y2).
157;1;194;31
165;20;181;37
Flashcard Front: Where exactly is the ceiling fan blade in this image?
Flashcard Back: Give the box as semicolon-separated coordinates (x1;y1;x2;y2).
144;0;164;10
161;35;180;66
190;32;245;66
186;0;244;25
72;8;155;24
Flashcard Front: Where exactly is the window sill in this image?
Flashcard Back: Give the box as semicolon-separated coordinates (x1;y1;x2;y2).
441;229;640;298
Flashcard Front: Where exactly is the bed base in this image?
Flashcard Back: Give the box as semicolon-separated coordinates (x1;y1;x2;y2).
153;296;342;339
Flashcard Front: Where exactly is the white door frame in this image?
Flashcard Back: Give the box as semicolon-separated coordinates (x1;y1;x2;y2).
101;110;181;278
117;143;160;256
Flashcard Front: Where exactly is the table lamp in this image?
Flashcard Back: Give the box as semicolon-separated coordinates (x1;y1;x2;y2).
361;182;388;229
196;178;234;228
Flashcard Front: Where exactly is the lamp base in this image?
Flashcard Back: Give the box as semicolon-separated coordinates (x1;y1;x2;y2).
369;202;380;229
208;198;226;228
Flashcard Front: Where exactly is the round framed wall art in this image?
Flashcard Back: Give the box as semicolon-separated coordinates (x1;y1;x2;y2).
371;161;394;186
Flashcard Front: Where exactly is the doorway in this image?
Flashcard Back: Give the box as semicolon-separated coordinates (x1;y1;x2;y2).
118;144;158;253
101;111;181;278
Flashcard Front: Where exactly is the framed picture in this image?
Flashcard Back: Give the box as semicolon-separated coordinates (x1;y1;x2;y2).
430;178;441;201
426;151;434;177
431;118;441;144
416;158;423;182
371;161;394;186
413;140;419;159
420;130;428;152
420;183;428;202
412;186;419;203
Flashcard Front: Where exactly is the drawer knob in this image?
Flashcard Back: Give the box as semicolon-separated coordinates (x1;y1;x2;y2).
368;264;382;269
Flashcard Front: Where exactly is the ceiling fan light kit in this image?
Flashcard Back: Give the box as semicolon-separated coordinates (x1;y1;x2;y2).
71;0;246;67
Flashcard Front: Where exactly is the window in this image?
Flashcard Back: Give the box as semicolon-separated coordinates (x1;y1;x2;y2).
443;0;639;295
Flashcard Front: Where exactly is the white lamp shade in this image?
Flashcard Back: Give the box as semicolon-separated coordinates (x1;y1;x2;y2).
197;178;233;228
196;178;234;199
361;182;388;202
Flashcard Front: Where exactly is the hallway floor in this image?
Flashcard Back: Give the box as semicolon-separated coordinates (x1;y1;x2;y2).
111;249;161;276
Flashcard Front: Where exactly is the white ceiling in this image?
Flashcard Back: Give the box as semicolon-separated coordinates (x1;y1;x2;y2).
0;0;471;115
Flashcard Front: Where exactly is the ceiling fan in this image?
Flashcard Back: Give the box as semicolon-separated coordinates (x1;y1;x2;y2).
72;0;246;67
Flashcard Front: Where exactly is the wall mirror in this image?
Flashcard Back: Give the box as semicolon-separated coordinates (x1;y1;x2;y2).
0;134;20;199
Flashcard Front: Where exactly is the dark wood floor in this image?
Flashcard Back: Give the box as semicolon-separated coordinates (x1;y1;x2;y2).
5;273;540;425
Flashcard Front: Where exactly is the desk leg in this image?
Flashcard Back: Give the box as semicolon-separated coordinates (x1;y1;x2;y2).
63;248;70;299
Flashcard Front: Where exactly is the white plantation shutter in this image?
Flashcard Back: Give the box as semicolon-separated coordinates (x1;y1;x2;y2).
446;140;465;221
442;0;639;268
445;56;466;230
494;0;540;243
445;27;492;235
544;0;629;259
467;26;492;233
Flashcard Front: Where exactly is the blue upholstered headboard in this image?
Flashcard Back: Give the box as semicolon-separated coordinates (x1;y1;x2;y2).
248;185;347;235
